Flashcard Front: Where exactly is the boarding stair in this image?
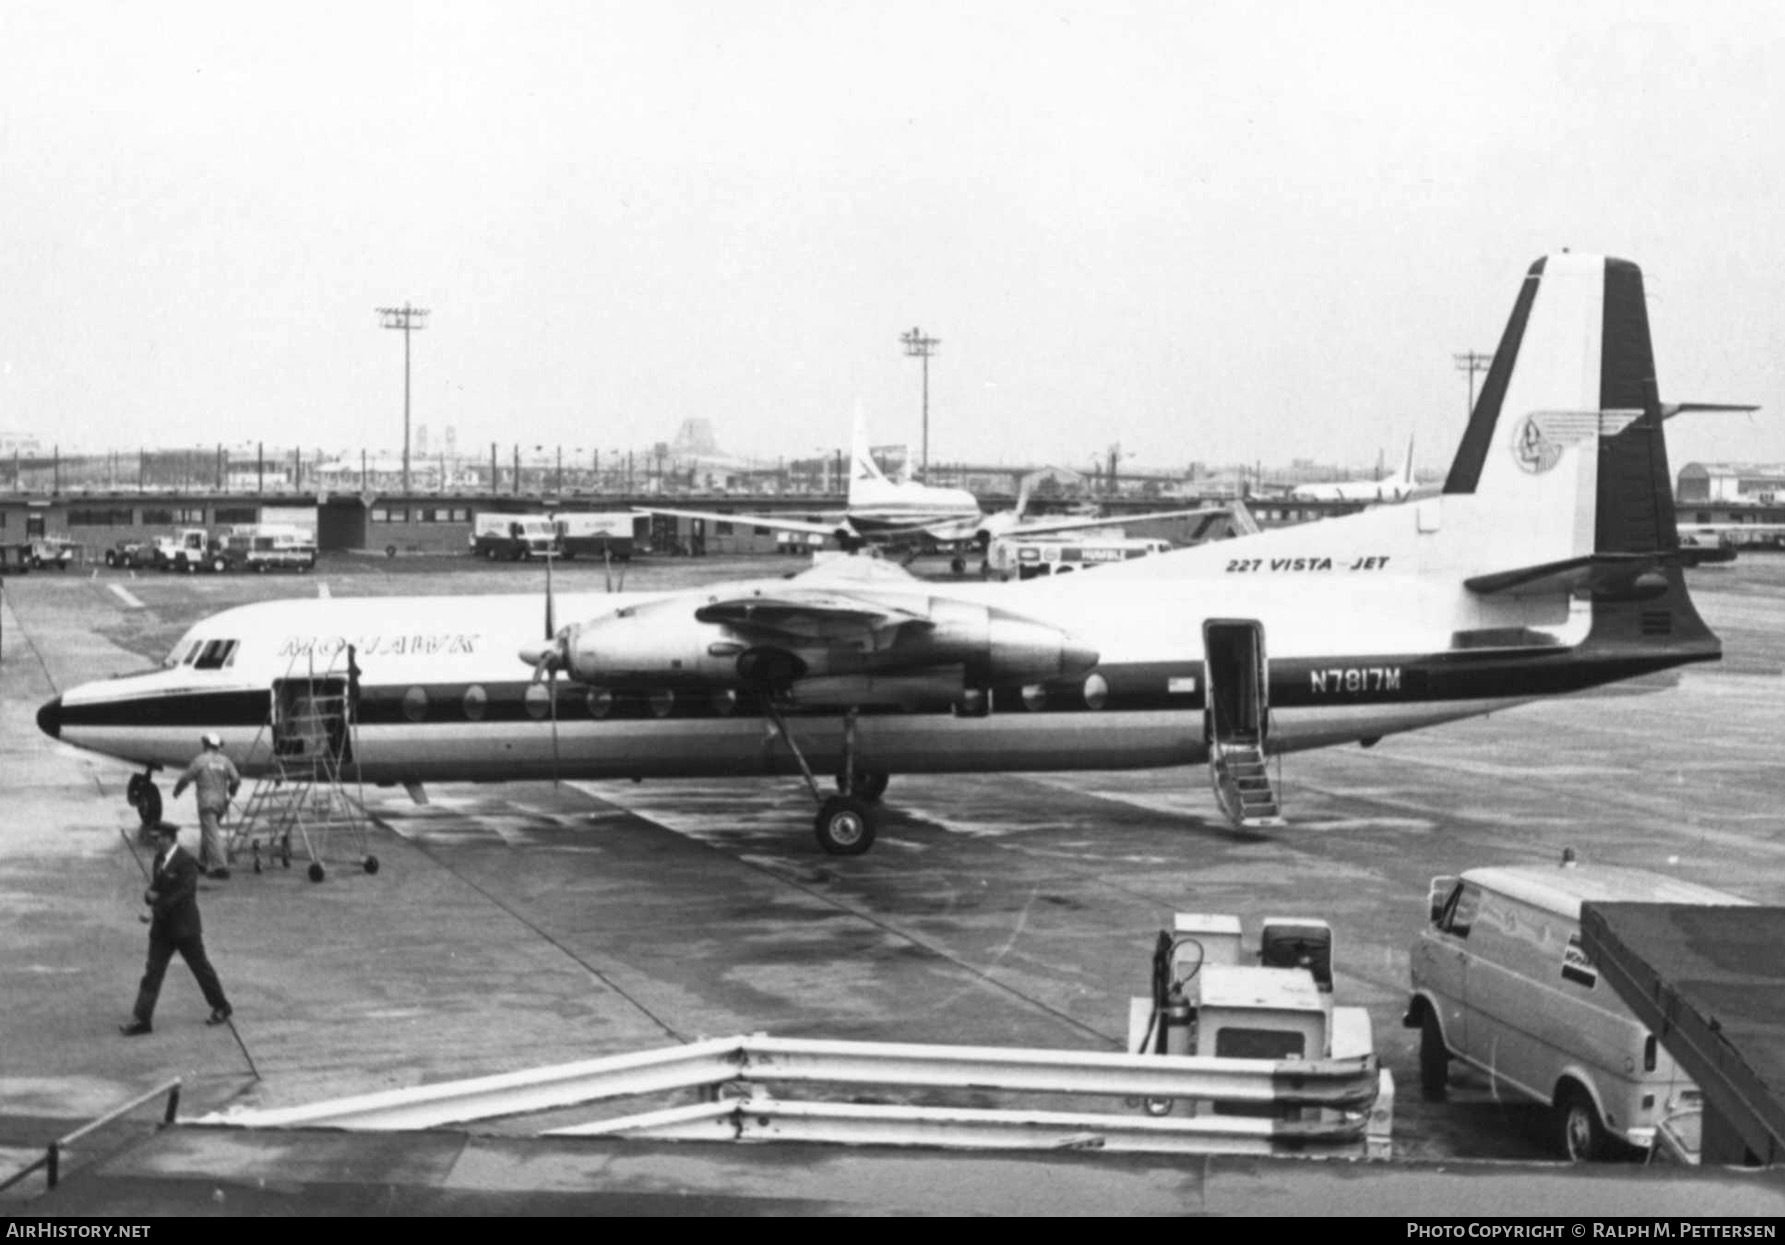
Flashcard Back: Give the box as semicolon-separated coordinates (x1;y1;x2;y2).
1211;738;1283;828
229;644;378;882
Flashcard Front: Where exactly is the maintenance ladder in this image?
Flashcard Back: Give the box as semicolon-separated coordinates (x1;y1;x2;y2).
231;644;379;882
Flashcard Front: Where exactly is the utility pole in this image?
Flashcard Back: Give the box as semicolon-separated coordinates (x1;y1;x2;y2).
1453;350;1493;420
900;326;941;477
377;303;430;495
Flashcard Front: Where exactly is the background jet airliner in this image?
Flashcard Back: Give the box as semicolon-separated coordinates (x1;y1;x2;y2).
642;414;1234;562
1290;436;1419;503
40;254;1736;856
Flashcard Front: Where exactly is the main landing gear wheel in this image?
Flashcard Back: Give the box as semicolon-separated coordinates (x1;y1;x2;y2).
815;796;876;856
364;855;380;875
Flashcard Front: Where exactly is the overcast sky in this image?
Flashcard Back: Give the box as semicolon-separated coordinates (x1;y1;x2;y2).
3;1;1781;477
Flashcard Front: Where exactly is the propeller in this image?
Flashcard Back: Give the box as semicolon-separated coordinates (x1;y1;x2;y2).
539;553;562;785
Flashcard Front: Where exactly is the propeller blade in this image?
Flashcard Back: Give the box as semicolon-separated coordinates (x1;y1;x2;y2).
548;667;561;787
604;547;613;594
545;551;556;639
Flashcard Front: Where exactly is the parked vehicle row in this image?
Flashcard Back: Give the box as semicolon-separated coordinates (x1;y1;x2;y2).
98;525;317;573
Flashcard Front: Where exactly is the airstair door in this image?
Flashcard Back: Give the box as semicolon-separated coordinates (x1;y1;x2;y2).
1203;620;1282;827
272;676;352;765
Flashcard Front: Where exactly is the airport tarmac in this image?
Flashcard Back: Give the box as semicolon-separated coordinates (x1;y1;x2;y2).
5;552;1785;1215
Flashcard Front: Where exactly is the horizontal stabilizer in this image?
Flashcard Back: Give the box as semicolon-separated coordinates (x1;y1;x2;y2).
1659;402;1760;420
1465;553;1686;598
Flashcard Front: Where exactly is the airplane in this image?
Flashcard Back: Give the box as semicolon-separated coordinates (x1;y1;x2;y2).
639;412;982;554
917;473;1260;571
1290;436;1419;504
37;253;1743;857
642;416;1238;568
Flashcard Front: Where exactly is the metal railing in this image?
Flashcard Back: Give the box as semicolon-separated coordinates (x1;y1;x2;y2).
0;1078;181;1194
196;1035;1391;1159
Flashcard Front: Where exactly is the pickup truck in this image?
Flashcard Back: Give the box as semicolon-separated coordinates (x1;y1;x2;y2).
104;541;157;569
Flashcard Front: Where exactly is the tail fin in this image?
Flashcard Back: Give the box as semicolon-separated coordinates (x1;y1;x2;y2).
1013;473;1035;520
848;403;890;503
1445;254;1717;661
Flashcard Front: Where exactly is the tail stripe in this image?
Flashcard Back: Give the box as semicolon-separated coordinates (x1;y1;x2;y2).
1443;258;1548;495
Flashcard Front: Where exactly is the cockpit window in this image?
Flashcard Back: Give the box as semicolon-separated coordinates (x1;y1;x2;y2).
170;640;205;668
194;640;239;670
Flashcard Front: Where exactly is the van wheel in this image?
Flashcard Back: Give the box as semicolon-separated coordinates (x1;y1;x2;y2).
1557;1084;1612;1162
1418;1009;1449;1101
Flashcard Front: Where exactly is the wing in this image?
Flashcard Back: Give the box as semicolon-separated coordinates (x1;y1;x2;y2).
990;504;1254;541
694;588;930;643
633;505;852;540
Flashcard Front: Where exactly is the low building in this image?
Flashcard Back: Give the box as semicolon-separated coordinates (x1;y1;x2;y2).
1677;463;1785;506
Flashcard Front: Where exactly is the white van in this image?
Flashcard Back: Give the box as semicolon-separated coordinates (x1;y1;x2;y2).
1404;855;1749;1161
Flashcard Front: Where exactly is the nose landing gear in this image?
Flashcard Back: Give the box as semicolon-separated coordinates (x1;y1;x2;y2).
125;769;163;830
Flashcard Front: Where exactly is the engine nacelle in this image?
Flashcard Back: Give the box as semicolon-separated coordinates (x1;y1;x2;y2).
539;593;1098;693
560;600;755;688
883;598;1097;683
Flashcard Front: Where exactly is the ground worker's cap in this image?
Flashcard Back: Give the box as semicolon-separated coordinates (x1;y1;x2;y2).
201;732;222;749
150;822;179;838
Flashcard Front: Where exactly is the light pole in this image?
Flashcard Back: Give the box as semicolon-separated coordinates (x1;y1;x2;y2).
900;327;940;477
1454;350;1492;420
377;303;431;495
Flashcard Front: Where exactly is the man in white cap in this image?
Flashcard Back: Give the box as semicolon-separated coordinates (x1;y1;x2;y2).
172;732;240;879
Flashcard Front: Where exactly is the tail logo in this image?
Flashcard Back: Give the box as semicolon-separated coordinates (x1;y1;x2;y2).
1511;413;1564;475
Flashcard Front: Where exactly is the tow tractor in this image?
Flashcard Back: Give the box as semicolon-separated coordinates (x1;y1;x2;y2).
1126;912;1391;1144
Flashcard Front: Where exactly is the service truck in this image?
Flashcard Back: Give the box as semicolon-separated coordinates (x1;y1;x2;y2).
470;513;559;561
552;511;648;560
218;523;318;573
989;534;1172;581
167;528;229;574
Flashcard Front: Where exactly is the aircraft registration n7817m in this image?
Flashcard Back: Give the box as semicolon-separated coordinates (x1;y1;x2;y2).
38;254;1745;854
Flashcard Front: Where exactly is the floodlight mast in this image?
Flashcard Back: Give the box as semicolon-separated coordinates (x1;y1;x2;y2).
900;326;940;477
378;304;431;494
1453;350;1492;420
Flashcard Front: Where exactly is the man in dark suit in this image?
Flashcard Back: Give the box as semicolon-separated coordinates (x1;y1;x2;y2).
120;822;233;1036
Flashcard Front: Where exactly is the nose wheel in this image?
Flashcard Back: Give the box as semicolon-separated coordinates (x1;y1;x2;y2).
126;771;162;829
